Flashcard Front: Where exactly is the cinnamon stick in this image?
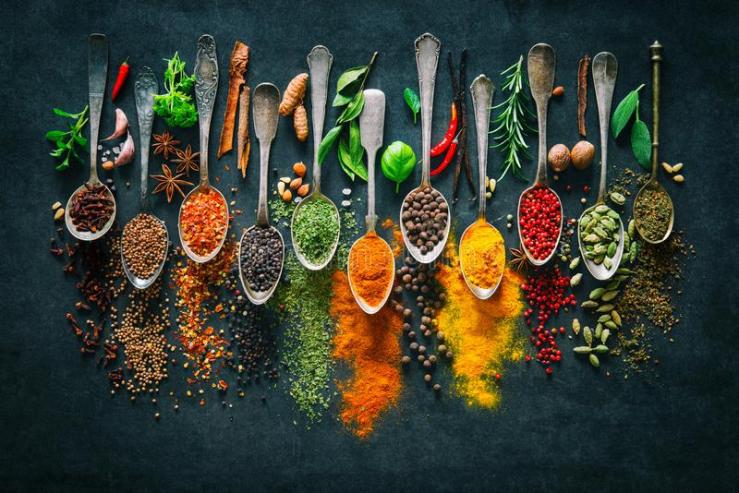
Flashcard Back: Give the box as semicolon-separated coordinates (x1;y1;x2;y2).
218;41;250;159
237;85;251;177
577;54;590;137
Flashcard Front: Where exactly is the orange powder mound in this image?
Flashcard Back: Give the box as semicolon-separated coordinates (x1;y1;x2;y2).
437;238;524;408
381;217;404;257
331;270;403;439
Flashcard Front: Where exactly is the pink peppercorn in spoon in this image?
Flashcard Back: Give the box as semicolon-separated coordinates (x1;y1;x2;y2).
516;43;563;266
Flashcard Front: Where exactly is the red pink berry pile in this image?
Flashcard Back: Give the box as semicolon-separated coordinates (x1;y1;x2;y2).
519;186;562;260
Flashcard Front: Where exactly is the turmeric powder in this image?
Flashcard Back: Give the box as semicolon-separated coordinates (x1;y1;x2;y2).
279;73;308;116
459;219;506;290
348;232;395;309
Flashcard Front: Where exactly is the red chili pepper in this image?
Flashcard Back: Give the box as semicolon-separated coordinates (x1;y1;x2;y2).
430;102;458;157
111;59;130;102
430;132;460;176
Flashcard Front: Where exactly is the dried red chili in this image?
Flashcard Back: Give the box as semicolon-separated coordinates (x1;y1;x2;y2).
430;131;461;176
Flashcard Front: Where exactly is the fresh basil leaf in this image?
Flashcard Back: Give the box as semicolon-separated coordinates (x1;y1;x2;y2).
631;118;652;170
318;125;343;165
403;88;421;124
336;91;365;124
46;130;67;141
336;66;368;95
381;141;417;192
332;92;353;107
348;120;368;181
611;84;644;139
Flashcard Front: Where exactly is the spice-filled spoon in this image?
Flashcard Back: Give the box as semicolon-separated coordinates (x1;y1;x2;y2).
459;75;505;299
633;41;674;244
400;33;451;264
238;83;284;305
516;43;563;266
577;52;624;280
178;35;229;263
65;33;117;241
121;67;169;289
291;46;340;271
348;89;394;314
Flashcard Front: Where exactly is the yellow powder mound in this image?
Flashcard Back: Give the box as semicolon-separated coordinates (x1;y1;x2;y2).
437;238;524;408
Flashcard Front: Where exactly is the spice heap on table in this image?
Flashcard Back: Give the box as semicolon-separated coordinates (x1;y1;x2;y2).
179;189;228;257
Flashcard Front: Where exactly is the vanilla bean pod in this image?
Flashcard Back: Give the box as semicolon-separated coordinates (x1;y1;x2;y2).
459;49;476;199
448;52;463;202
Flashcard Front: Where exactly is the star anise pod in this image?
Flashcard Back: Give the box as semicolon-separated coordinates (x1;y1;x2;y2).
150;164;193;203
509;246;530;272
172;145;200;176
152;131;181;160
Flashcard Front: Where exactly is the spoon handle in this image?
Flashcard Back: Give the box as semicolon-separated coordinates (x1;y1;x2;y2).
527;43;555;186
252;83;281;227
195;34;218;187
470;74;494;219
650;41;663;181
88;34;108;184
359;89;386;231
415;33;441;185
134;67;158;210
592;52;618;202
307;46;333;193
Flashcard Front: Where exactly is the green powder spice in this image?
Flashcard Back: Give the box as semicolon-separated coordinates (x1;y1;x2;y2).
274;254;335;424
293;199;340;265
633;186;672;242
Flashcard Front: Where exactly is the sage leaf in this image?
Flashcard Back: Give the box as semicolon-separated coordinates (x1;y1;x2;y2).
337;91;365;124
403;87;421;124
318;125;343;165
611;84;644;138
631;118;652;170
336;66;367;95
381;141;416;193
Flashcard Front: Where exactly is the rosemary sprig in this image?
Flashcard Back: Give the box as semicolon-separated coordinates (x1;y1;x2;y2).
490;56;536;181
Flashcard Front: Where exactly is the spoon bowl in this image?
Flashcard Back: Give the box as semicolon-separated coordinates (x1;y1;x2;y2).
291;192;341;271
178;185;229;263
121;215;169;289
65;181;117;241
239;225;285;305
399;185;451;264
577;206;625;280
634;180;674;244
516;185;563;267
347;234;395;314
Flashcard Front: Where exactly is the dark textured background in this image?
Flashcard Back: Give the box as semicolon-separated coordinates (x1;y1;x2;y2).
2;0;738;491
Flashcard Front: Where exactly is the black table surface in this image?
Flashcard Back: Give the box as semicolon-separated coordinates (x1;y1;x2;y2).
2;0;738;490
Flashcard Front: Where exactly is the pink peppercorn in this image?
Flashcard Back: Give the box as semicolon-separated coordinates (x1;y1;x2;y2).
518;186;562;261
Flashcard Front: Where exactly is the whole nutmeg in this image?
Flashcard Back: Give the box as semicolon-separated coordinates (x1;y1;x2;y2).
547;144;571;172
571;140;595;170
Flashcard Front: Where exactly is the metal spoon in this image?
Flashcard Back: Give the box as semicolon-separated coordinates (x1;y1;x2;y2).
516;43;563;266
121;67;169;289
238;83;284;305
633;41;674;244
178;34;229;263
399;33;451;264
65;33;116;241
348;89;394;314
459;75;504;299
577;52;624;281
291;45;340;271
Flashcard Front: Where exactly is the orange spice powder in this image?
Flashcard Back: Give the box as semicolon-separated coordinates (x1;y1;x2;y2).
331;270;403;439
180;188;228;257
381;217;404;257
459;219;506;290
348;232;395;308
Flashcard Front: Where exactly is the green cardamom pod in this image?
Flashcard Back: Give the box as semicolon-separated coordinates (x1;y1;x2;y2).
611;310;622;327
573;346;592;354
569;257;581;269
595;205;610;214
589;288;605;300
572;318;581;335
589;353;600;368
570;273;583;287
595;324;603;339
607;242;617;257
584;326;593;346
628;219;635;238
601;329;611;344
604;320;618;330
596;304;615;313
601;290;619;302
593;344;609;354
597;314;612;323
581;301;599;309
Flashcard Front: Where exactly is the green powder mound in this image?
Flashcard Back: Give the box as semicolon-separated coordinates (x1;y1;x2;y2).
293;199;340;265
274;254;335;424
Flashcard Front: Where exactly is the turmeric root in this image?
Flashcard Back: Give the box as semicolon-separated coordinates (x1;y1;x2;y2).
293;104;309;142
279;73;308;116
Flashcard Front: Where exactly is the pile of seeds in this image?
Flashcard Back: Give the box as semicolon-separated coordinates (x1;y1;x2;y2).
239;226;283;293
68;183;115;233
292;198;340;265
579;204;622;270
518;186;562;260
122;213;168;280
401;186;448;255
633;186;673;242
179;188;228;257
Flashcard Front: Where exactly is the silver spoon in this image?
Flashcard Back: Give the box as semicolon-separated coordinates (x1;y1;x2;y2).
238;83;284;305
178;34;229;263
65;33;116;241
634;41;674;244
291;45;340;271
121;67;169;289
348;89;394;314
578;52;624;280
399;33;451;264
516;43;563;266
459;75;505;299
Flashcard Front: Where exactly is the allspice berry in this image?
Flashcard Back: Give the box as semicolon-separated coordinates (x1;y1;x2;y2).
547;144;571;172
571;140;596;170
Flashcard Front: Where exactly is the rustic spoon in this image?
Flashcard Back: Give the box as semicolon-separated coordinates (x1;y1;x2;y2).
291;45;340;271
178;34;229;263
459;74;504;299
516;43;563;266
633;41;674;244
238;83;284;305
399;33;451;264
65;33;117;241
578;52;624;280
348;89;394;314
121;67;169;289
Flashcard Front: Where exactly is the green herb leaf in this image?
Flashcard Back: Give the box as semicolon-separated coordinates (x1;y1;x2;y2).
332;92;353;107
336;91;365;124
631;118;652;170
318;125;343;165
348;120;367;181
381;141;416;193
45;130;67;141
611;84;644;138
403;88;420;124
336;66;368;95
47;106;88;171
153;52;198;128
338;136;356;181
52;108;79;119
